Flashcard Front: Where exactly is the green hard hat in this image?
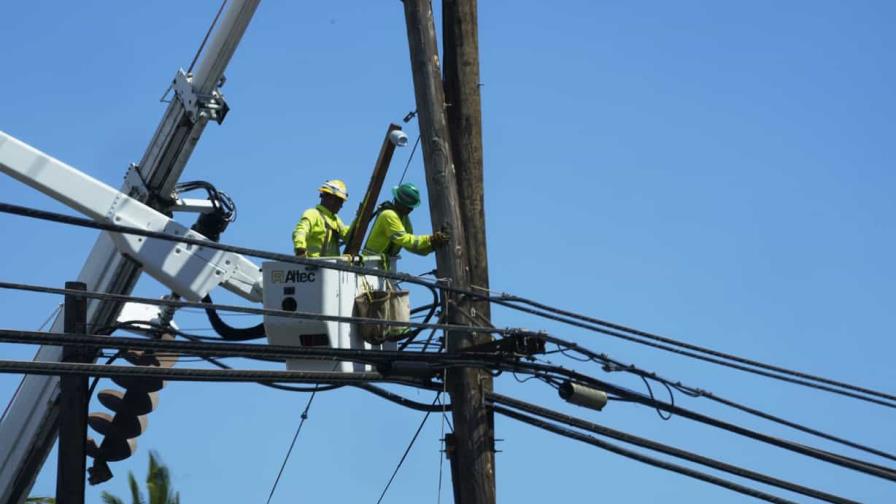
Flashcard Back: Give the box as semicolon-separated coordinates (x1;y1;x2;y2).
392;183;421;208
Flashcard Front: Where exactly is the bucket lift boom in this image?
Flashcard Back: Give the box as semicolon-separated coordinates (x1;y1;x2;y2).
0;2;261;502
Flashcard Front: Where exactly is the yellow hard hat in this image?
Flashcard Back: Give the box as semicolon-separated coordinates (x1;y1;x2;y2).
319;179;348;201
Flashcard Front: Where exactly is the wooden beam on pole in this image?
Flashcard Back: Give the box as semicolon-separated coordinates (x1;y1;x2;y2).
402;1;496;502
344;123;403;256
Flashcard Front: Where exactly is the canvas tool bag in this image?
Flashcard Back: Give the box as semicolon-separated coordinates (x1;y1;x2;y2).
353;277;411;345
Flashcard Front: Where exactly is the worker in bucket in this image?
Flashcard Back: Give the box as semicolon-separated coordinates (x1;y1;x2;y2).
362;182;448;258
293;179;352;257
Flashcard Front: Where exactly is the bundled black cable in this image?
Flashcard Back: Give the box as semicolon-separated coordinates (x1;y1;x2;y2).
489;393;857;504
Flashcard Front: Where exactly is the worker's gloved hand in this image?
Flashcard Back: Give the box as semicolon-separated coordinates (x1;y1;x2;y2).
294;247;306;257
431;231;450;247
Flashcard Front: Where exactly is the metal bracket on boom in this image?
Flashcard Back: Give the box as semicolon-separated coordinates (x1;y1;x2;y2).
123;163;150;201
172;69;229;124
172;198;216;214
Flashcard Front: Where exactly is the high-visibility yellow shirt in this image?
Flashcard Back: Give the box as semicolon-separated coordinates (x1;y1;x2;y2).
362;207;432;257
292;205;350;257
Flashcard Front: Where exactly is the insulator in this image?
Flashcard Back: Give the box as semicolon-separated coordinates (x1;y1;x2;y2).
558;380;607;412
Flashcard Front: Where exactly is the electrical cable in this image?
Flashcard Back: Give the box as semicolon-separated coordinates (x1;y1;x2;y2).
187;0;229;73
375;395;438;504
489;394;857;504
87;354;119;399
488;292;896;404
201;294;265;340
398;287;440;351
457;304;896;465
538;333;896;462
0;281;504;337
510;361;896;482
265;387;318;504
639;375;673;421
355;384;446;412
0;329;510;371
6;200;891;411
1;303;64;423
0;359;400;386
170;330;341;393
508;303;896;408
469;294;896;412
397;135;421;185
0;202;448;291
3;200;893;409
495;405;795;504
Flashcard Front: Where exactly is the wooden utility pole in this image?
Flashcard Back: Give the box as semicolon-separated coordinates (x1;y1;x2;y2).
443;0;490;320
56;281;89;504
402;1;496;503
442;2;496;501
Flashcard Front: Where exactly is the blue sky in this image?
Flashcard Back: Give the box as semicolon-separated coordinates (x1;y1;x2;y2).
1;1;895;502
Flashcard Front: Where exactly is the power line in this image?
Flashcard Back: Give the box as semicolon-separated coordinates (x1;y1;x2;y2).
500;305;896;408
5;201;895;480
538;333;896;462
375;396;438;504
489;393;857;504
488;292;896;404
266;388;318;504
0;202;444;290
457;305;896;463
166;328;446;407
0;329;509;371
0;359;393;386
0;280;504;337
515;361;896;482
397;135;421;185
4;201;892;410
494;406;798;504
10;322;891;481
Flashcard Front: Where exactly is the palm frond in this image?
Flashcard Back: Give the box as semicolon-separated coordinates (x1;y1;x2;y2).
128;471;146;504
100;492;125;504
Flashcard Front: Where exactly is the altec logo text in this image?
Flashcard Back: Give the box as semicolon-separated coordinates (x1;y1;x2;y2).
271;270;316;284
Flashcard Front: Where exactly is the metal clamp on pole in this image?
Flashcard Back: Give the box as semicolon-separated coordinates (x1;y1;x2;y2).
465;331;546;357
558;380;608;412
172;69;230;124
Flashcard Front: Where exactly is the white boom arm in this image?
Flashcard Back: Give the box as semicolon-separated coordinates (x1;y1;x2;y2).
0;2;261;502
0;132;263;302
